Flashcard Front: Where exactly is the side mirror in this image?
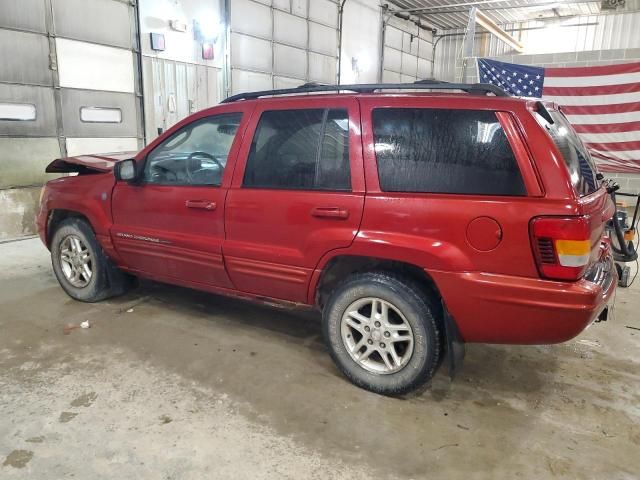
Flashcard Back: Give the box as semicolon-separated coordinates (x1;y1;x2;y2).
114;159;138;182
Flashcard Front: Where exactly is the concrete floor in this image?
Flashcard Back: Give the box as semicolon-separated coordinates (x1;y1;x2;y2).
1;238;639;479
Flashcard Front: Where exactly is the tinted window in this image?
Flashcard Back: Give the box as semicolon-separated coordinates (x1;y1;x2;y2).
535;109;599;197
144;113;242;185
243;109;350;191
373;108;526;195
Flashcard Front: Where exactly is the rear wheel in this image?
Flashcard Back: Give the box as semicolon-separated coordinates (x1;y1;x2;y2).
322;272;442;395
51;218;132;302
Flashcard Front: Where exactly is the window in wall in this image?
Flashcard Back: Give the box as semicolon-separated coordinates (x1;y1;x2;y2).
0;103;36;121
80;107;122;123
143;112;242;186
243;109;351;191
372;108;526;195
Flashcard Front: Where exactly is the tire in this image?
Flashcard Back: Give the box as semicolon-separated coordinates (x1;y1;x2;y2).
322;272;442;396
50;218;132;302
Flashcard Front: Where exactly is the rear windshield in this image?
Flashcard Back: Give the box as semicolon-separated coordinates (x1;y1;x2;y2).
535;109;599;197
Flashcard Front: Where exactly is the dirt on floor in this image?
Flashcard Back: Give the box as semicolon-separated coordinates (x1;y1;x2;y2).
0;238;639;479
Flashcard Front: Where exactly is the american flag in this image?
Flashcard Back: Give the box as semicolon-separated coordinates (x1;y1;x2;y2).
478;57;640;173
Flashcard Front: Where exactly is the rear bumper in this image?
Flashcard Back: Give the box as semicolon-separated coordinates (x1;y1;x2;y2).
430;255;616;344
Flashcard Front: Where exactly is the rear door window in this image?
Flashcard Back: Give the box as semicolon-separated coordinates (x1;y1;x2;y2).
535;109;599;197
243;108;351;191
372;108;526;195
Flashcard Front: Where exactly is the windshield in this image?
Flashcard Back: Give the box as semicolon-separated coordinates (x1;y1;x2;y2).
535;108;599;197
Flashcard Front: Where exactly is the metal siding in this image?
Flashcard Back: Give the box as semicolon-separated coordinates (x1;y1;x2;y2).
0;84;56;137
0;0;47;33
0;29;53;85
52;0;132;48
59;89;138;138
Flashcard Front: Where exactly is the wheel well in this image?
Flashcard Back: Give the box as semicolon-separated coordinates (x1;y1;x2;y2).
46;209;91;247
315;255;442;311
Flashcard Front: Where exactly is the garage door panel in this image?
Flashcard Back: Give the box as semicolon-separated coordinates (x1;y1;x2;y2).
382;70;401;83
0;137;61;189
60;89;137;138
385;27;403;51
53;0;132;48
231;69;272;95
274;10;307;48
0;0;47;33
309;23;336;56
309;0;338;26
402;52;417;76
231;0;272;38
0;30;52;85
56;38;135;93
0;84;56;137
274;44;306;78
274;76;303;89
291;0;307;17
384;47;401;73
418;58;430;79
65;137;138;156
231;33;272;72
308;53;335;83
419;39;433;60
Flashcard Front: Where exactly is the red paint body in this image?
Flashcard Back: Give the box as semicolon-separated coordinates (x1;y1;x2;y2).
37;92;616;344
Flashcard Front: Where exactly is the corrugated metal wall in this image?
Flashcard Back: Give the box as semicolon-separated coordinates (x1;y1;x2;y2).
434;10;640;82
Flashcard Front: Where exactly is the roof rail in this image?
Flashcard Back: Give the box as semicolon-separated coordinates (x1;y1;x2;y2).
221;81;509;103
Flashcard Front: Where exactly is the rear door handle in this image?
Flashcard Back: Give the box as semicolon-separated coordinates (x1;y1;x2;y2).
185;200;216;210
311;207;349;219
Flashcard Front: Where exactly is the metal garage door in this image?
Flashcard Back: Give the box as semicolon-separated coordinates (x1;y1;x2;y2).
229;0;340;94
381;17;434;83
0;0;142;192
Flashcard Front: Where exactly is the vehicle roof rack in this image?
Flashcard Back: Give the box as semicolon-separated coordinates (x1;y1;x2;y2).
221;81;509;103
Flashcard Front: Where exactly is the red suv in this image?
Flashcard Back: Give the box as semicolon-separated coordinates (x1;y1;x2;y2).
37;83;616;395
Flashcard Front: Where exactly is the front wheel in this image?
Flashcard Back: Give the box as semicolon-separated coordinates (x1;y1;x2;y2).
51;218;132;302
322;272;442;396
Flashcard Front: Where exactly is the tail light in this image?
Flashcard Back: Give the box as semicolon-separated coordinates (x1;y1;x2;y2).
531;216;592;281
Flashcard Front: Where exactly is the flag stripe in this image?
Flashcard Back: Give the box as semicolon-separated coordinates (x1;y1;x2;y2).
544;91;640;106
573;121;640;134
589;149;640;161
579;131;640;143
543;82;640;96
562;103;640;115
543;72;640;88
565;111;640;125
584;140;640;151
545;62;640;77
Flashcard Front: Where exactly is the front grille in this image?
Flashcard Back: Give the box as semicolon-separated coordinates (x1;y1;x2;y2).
537;238;556;264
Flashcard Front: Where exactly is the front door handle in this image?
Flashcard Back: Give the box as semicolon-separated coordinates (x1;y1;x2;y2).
185;200;216;210
311;207;349;219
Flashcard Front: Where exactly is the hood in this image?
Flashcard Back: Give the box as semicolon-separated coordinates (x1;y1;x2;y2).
45;151;137;173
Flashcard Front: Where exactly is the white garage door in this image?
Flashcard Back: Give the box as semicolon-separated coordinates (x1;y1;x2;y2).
230;0;340;94
382;18;434;83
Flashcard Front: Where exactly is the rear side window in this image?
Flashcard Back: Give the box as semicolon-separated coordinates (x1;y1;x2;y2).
243;109;350;191
372;108;526;195
535;109;598;197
